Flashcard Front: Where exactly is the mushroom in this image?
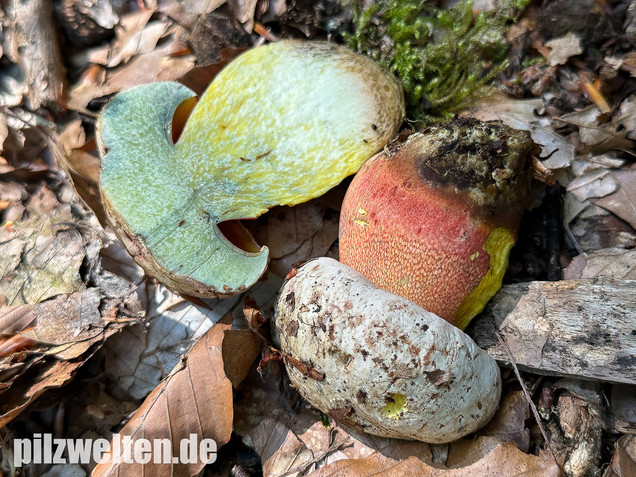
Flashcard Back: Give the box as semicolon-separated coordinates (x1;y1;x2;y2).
97;40;404;297
339;118;538;329
273;257;502;443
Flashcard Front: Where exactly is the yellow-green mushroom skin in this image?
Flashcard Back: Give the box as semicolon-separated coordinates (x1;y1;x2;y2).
97;41;404;297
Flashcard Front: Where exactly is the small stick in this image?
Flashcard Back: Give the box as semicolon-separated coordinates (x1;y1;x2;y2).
254;22;279;42
578;70;611;114
494;327;565;475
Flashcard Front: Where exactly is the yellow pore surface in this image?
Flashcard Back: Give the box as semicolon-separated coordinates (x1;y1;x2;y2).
454;227;515;330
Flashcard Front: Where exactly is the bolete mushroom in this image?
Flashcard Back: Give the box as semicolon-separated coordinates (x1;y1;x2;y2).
273;257;502;443
97;40;404;297
339;118;538;329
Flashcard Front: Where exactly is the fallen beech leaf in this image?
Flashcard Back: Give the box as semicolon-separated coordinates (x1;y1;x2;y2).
567;204;636;251
594;165;636;230
5;289;101;344
55;120;107;224
101;260;282;401
248;418;318;476
559;106;634;154
236;365;440;476
0;114;8;154
222;329;263;388
566;169;617;202
86;9;155;67
106;21;169;68
618;96;636;140
308;437;561;477
178;46;247;95
611;384;636;434
243;295;264;331
564;248;636;280
480;390;531;452
545;33;583;66
0;359;82;428
102;281;235;400
68;32;195;112
605;435;636;477
0;179;142;425
99;240;145;284
92;320;233;476
0;203;86;306
247;190;342;278
177;0;226;15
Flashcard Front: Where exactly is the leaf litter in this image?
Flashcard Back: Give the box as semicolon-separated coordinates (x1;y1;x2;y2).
1;0;636;475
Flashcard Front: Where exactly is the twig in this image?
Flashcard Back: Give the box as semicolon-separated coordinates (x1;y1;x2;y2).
494;325;565;475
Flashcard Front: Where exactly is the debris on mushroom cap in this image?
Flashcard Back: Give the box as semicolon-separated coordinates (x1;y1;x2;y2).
273;257;502;444
339;118;538;329
96;41;404;298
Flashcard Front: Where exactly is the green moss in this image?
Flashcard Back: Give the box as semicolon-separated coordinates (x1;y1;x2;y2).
346;0;529;124
319;411;331;427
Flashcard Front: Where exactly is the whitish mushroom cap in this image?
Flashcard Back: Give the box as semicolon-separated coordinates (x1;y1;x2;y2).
273;257;501;443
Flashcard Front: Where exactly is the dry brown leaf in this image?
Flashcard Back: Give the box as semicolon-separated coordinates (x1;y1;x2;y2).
68;28;195;112
222;328;263;388
106;20;169;68
563;155;636;251
594;164;636;230
6;289;100;343
230;0;259;30
0;359;83;428
247;188;343;277
0;178;142;425
92;320;234;476
567;204;636;251
244;407;435;477
86;9;155;66
177;46;247;95
566;168;618;201
544;33;583;66
610;385;636;434
605;435;636;477
479;390;531;452
100;237;282;401
0;200;87;306
564;248;636;280
618;96;636;140
101;281;236;400
248;418;318;477
308;436;561;477
239;351;492;477
55;119;107;224
99;240;145;284
559;106;634;154
180;0;227;15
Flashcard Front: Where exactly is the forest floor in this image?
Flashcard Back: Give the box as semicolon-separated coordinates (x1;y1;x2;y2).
0;0;635;476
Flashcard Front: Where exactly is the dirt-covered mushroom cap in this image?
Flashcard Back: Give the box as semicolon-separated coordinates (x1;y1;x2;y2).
273;257;501;443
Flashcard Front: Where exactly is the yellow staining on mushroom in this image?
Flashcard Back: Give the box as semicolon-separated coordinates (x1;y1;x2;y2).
380;393;408;419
